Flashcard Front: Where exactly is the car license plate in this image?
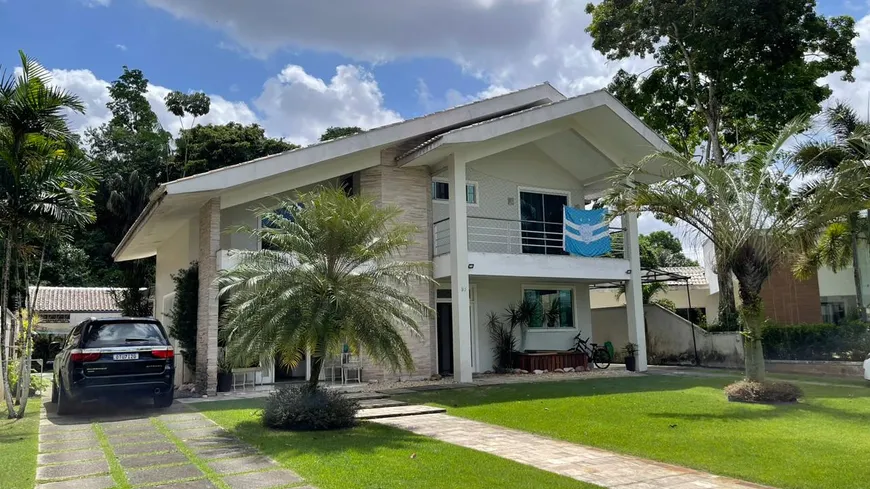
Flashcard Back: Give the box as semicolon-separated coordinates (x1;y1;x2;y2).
113;353;139;360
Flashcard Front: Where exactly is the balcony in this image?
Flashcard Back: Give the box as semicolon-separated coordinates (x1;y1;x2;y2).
432;216;629;281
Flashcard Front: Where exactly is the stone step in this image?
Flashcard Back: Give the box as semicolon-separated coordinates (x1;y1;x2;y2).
357;398;407;409
356;405;446;420
343;392;389;401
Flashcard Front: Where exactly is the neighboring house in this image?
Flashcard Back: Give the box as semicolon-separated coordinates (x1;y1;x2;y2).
590;266;717;324
112;83;675;394
703;239;870;325
28;286;123;335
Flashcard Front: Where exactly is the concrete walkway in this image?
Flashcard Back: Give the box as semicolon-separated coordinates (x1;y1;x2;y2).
37;400;313;489
374;412;772;489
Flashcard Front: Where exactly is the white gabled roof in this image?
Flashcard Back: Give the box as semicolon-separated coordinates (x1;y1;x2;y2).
28;286;123;313
114;83;566;261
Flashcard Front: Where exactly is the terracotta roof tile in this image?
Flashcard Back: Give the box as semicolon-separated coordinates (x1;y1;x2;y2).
27;287;123;313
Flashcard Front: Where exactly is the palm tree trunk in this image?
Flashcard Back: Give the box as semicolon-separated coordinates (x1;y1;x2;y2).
0;228;16;417
716;263;739;330
848;213;866;321
308;355;324;389
740;290;766;382
16;246;45;418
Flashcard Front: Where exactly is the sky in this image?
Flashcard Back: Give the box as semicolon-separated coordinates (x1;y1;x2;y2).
2;0;869;262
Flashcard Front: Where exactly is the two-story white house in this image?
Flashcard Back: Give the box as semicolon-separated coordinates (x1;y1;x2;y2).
113;83;673;394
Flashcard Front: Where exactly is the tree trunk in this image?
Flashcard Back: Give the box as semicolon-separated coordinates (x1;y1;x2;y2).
0;228;16;417
308;355;324;390
716;262;739;331
16;246;45;418
739;289;766;382
848;213;866;321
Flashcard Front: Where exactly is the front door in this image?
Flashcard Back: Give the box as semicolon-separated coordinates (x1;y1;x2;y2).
436;303;453;376
520;191;568;255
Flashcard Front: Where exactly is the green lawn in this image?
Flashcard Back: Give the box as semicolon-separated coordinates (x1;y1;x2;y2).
397;375;870;489
198;399;598;489
0;401;39;489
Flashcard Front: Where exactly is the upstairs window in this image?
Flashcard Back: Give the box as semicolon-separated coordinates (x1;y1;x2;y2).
432;179;478;205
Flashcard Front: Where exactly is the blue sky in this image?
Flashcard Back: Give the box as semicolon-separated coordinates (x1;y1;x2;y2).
1;0;868;254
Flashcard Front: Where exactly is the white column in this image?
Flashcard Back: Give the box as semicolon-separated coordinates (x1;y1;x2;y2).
448;153;473;383
623;212;648;371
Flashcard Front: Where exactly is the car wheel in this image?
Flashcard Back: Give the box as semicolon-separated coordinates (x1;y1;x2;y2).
50;381;58;404
154;390;174;409
55;381;75;416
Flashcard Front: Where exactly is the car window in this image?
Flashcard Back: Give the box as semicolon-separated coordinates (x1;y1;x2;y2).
81;322;168;348
65;325;83;349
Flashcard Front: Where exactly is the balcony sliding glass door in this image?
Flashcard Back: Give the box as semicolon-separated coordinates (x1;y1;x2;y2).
519;191;567;255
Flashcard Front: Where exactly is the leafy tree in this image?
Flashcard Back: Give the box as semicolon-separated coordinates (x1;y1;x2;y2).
639;231;698;268
218;187;433;388
607;118;870;382
164;90;211;175
792;102;870;320
320;126;362;142
85;67;170;308
586;0;859;330
0;52;98;417
173;123;298;176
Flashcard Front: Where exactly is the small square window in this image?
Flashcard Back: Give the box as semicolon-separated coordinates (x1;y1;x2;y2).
432;180;477;204
466;184;477;205
433;181;450;201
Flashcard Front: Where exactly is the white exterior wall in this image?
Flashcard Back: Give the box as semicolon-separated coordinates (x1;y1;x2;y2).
433;144;586;224
472;277;592;372
154;218;198;323
590;285;715;318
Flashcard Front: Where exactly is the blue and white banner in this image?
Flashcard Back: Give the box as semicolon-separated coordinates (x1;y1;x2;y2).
563;207;611;257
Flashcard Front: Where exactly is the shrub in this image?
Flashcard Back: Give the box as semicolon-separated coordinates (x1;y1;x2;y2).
725;380;803;403
262;385;359;431
762;321;870;361
169;262;199;372
487;311;517;371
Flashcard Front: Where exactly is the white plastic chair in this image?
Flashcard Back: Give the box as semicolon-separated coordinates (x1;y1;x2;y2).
341;352;362;384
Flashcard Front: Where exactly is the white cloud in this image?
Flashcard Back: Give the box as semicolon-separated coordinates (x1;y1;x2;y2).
44;64;398;146
81;0;110;6
254;64;402;144
142;0;645;97
823;13;870;118
115;44;127;51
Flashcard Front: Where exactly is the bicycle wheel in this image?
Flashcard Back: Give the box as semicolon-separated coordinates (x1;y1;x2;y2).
592;348;611;369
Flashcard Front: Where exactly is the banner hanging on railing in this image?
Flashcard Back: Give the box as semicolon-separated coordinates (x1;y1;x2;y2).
563;207;611;257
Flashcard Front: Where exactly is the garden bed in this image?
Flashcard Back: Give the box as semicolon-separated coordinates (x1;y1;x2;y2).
514;351;588;372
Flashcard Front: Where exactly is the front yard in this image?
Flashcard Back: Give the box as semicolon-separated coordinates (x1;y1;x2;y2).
0;401;39;489
198;399;598;489
397;374;870;489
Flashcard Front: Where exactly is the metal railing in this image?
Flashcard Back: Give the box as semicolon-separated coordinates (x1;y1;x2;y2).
433;216;625;258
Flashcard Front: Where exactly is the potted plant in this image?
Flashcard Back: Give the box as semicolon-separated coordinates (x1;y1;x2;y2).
623;343;639;372
217;358;233;393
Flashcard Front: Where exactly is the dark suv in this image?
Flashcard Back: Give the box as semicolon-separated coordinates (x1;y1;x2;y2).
51;317;175;415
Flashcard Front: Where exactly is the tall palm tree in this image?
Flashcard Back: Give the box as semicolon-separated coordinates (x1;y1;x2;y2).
0;52;98;417
606;118;870;382
793;102;870;320
218;187;434;388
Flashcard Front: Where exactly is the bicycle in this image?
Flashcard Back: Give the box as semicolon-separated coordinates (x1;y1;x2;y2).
572;334;612;369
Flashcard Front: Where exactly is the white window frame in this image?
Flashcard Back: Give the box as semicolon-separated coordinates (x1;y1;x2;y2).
521;284;578;332
432;177;479;207
516;186;572;221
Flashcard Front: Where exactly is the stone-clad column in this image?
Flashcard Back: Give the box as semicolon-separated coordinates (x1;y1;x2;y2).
196;197;221;395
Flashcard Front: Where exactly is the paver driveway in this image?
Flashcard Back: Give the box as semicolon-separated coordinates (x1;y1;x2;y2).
36;398;313;489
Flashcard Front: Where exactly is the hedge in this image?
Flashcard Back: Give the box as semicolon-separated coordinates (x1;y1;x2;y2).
762;321;870;361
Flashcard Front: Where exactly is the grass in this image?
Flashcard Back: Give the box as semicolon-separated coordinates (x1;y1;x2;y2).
396;375;870;489
0;400;39;489
198;399;599;489
93;423;131;489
